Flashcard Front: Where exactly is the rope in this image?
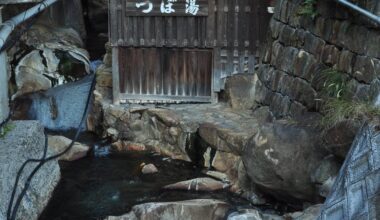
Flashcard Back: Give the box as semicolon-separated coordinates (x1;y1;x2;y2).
6;73;96;220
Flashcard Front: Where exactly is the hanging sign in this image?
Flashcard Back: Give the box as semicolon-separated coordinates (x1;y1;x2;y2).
126;0;209;16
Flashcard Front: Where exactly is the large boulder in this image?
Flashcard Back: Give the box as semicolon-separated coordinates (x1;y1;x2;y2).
0;121;60;220
322;120;360;159
242;120;327;202
106;199;230;220
198;122;253;154
22;23;84;48
13;50;52;99
11;23;90;99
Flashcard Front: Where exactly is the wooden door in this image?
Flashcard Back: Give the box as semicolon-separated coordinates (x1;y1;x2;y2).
117;47;213;103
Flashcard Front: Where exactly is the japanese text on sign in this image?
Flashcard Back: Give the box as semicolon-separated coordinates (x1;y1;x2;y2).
126;0;208;16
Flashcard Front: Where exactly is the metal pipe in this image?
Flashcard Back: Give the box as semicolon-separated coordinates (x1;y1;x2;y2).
0;6;9;125
337;0;380;25
0;0;60;50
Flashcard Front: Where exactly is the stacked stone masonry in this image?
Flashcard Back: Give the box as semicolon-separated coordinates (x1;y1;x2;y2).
256;0;380;117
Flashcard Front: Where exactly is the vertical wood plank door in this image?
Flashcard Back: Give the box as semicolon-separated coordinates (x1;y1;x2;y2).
118;47;213;103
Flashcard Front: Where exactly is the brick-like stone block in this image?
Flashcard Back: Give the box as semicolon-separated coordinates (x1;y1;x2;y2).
304;33;326;58
276;46;299;73
279;25;297;46
353;56;377;84
321;44;340;65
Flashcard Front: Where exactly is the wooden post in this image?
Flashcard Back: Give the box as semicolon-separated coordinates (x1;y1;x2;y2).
0;6;10;123
112;47;120;104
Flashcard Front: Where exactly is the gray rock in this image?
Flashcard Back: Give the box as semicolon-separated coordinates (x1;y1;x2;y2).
311;155;341;198
12;23;90;100
106;199;230;220
147;108;181;127
251;107;275;124
48;135;89;161
353;55;377;84
242;120;326;202
204;170;230;183
228;209;283;220
141;163;158;174
225;74;257;110
22;23;83;48
164;178;229;192
0;121;60;220
13;50;52;99
322;120;360;159
285;204;322;220
198;122;253;154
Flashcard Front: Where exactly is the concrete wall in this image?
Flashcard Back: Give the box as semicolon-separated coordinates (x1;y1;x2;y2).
255;0;380;118
0;8;9;124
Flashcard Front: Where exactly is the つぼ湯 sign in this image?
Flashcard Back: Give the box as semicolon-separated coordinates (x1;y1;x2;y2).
126;0;208;16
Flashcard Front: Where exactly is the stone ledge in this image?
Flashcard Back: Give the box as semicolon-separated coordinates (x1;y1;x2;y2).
0;121;60;220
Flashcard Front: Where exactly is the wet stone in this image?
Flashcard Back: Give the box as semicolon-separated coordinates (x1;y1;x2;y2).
141;163;159;174
164;177;230;192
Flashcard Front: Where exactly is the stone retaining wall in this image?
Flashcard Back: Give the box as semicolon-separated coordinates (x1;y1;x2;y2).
255;0;380;118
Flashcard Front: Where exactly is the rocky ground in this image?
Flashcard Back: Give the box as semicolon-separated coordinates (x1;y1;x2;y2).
87;50;336;219
92;57;338;204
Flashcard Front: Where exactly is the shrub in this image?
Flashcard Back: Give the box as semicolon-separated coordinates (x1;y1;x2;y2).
298;0;318;19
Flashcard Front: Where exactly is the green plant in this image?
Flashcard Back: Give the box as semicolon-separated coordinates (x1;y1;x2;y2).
320;99;380;129
317;68;380;129
320;68;348;100
298;0;318;19
0;123;15;139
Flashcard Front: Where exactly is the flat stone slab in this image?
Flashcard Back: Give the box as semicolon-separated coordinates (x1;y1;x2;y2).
106;199;230;220
165;103;260;154
318;123;380;219
0;121;60;220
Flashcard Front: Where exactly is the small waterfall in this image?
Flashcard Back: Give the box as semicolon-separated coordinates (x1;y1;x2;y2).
13;75;93;131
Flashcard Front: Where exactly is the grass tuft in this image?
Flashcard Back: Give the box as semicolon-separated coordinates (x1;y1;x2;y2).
320;68;348;100
0;123;15;139
320;99;380;129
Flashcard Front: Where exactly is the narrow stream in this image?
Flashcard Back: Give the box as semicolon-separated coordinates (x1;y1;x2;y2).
39;133;256;220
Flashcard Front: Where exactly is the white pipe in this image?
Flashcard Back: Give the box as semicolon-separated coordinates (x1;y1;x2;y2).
337;0;380;25
0;6;9;125
0;0;60;50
